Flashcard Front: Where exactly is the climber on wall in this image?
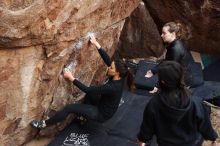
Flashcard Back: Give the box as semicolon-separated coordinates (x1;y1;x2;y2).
137;60;219;146
30;35;134;129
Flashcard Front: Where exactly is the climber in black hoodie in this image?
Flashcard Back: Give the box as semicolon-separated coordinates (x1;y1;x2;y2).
138;61;219;146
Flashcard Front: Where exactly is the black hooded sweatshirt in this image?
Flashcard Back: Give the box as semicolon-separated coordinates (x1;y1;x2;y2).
138;93;218;146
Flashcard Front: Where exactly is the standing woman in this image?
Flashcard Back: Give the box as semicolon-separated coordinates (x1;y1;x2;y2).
146;22;194;91
138;61;219;146
31;36;134;129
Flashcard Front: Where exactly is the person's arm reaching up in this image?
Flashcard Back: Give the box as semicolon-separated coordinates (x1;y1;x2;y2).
90;36;112;66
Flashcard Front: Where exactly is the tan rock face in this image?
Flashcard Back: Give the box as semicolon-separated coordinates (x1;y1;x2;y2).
143;0;220;55
0;0;140;145
0;0;139;48
118;2;164;58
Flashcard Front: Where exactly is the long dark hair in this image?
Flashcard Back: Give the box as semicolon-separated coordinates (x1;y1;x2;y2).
114;59;135;91
157;61;190;108
164;21;191;41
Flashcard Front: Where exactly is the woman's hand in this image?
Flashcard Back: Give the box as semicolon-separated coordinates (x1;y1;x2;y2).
64;71;75;82
149;87;158;94
212;141;220;146
145;70;153;78
89;35;97;44
138;142;145;146
137;140;145;146
90;35;101;49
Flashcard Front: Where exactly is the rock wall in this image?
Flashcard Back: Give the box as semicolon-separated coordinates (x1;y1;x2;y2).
117;2;164;59
143;0;220;55
0;0;140;145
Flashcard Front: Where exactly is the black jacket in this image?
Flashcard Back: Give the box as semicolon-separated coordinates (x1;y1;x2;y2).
73;48;124;121
152;38;194;73
152;39;195;86
165;38;194;67
137;93;218;146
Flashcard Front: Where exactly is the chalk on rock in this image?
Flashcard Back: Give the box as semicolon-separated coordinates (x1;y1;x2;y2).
86;32;95;39
75;40;83;50
63;61;77;73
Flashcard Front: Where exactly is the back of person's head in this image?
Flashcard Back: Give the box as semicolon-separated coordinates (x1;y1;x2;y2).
163;21;191;41
158;60;183;88
114;59;135;91
157;60;190;107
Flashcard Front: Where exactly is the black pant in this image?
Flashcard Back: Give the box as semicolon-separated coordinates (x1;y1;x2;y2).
45;95;105;126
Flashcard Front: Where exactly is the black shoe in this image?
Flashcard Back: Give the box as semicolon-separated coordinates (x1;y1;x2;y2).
31;120;46;129
203;96;220;109
75;116;87;125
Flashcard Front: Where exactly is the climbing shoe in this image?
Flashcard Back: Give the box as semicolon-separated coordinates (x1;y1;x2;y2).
75;115;87;125
31;120;46;129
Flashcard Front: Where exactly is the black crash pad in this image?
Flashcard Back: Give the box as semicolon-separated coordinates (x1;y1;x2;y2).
134;60;158;90
203;59;220;82
187;62;204;88
48;90;155;146
191;81;220;100
48;120;137;146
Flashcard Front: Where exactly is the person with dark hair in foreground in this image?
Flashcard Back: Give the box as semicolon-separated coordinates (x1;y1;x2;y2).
31;36;134;129
138;61;219;146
